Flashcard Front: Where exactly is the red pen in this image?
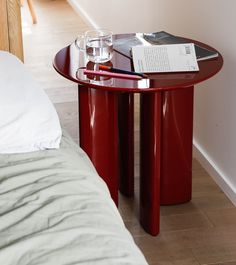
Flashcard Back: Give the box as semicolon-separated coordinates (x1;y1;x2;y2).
99;65;148;78
83;69;142;80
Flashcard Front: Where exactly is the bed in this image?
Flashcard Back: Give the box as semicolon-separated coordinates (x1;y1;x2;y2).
0;51;148;265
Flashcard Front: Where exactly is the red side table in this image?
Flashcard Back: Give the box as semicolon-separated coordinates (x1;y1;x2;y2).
53;33;223;236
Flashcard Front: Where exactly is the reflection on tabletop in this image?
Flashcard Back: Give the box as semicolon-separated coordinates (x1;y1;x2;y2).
71;42;196;82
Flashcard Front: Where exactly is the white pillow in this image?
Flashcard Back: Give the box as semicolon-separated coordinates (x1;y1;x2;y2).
0;51;62;154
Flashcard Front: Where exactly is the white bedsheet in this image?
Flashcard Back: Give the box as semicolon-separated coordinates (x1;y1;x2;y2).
0;132;147;265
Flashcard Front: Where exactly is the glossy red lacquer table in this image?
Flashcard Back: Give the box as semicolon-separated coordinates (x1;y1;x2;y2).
53;34;223;236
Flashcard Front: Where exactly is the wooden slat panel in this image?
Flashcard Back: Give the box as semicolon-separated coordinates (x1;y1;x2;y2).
0;0;10;51
6;0;24;61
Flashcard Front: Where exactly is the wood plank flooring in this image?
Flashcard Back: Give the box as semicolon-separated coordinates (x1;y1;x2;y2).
21;1;236;264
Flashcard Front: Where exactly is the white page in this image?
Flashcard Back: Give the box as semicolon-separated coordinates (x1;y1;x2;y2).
132;43;199;73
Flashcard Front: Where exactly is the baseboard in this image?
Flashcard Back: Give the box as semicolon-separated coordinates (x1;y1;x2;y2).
193;138;236;206
67;0;98;29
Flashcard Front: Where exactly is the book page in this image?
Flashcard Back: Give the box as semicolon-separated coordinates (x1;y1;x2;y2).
132;43;199;73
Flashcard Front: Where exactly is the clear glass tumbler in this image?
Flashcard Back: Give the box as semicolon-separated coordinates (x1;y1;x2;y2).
85;29;113;63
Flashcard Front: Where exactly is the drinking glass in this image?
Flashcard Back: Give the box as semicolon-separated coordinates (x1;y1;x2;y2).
75;29;113;63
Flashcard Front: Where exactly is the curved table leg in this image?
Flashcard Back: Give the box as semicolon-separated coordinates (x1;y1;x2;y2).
78;85;119;205
118;93;134;197
140;92;161;236
139;87;194;235
161;86;194;205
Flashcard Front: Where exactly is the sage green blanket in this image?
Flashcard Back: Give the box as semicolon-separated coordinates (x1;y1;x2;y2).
0;131;147;265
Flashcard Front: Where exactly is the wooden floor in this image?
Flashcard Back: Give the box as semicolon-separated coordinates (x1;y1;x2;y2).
21;1;236;265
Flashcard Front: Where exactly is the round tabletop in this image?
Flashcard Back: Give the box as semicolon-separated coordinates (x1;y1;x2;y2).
53;33;223;93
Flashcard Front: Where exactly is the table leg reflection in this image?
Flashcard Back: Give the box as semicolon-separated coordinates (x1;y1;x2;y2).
139;86;194;236
118;93;134;197
161;86;194;205
140;92;162;236
78;85;119;205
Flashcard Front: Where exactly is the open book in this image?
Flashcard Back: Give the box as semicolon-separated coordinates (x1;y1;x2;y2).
114;31;218;61
132;43;199;73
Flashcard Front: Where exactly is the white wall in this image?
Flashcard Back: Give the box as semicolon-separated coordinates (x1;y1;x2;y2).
68;0;159;33
68;0;236;204
157;0;236;204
